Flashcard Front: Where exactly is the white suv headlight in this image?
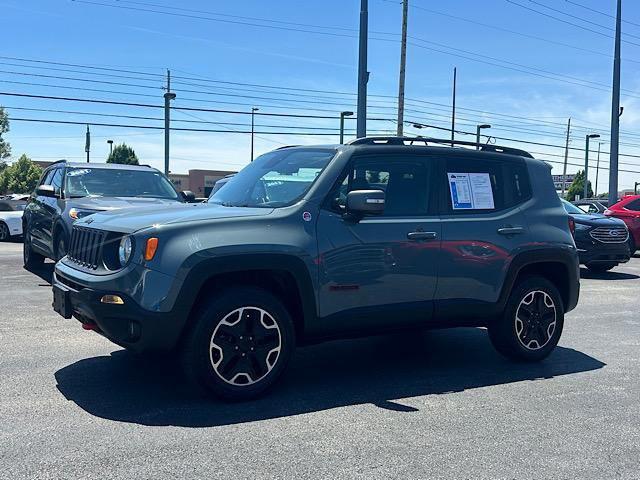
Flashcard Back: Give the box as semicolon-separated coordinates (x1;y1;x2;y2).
118;236;133;267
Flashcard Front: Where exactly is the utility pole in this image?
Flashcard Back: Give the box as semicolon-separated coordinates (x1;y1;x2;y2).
396;0;409;136
339;111;354;144
451;67;457;147
561;118;571;198
595;142;602;197
85;125;90;163
356;0;368;138
608;0;622;206
250;107;259;161
635;182;639;195
107;139;113;156
164;69;176;176
585;134;600;200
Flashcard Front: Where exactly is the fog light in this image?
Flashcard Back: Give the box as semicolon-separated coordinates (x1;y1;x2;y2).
101;295;124;305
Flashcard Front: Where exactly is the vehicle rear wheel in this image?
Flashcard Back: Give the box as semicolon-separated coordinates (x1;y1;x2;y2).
586;263;617;273
181;287;295;401
488;276;564;362
23;231;45;270
0;222;9;242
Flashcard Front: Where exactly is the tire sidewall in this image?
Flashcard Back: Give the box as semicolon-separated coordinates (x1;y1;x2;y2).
0;222;8;241
184;287;296;401
497;276;565;361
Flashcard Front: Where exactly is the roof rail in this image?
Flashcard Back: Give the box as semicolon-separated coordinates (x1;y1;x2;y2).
275;145;300;150
347;136;534;158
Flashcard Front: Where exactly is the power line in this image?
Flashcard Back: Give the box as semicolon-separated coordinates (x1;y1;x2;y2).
564;0;640;28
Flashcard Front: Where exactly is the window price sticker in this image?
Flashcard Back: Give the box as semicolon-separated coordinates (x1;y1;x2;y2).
448;173;495;210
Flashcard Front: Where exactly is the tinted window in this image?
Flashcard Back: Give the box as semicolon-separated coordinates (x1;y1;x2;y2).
329;157;431;217
41;169;54;186
562;200;584;215
625;199;640;211
0;202;11;212
442;157;531;213
65;168;179;200
50;168;63;191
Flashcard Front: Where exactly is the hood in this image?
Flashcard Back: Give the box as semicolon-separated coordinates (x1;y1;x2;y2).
75;202;274;233
69;196;182;211
570;212;626;227
0;211;24;219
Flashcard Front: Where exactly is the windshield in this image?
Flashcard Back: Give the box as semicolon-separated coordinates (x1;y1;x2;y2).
65;168;180;200
562;200;584;215
209;148;336;208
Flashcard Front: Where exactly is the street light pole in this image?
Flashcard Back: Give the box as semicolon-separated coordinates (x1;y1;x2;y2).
476;124;491;150
107;139;113;156
585;134;600;200
339;111;354;144
85;125;90;163
451;67;457;147
250;107;259;162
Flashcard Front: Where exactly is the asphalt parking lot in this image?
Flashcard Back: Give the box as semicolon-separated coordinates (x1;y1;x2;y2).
1;241;639;479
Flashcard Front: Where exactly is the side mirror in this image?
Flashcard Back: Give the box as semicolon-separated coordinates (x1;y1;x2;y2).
36;185;57;198
346;189;385;217
181;190;196;203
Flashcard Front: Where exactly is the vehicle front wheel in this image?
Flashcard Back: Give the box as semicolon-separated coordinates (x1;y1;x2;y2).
23;232;45;270
181;287;295;401
0;222;10;242
55;234;68;261
488;276;564;362
586;263;617;273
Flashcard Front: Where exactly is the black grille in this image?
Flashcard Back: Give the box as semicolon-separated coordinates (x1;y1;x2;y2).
590;226;629;244
68;226;106;269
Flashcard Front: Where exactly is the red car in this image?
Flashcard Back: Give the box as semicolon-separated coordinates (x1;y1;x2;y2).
605;195;640;253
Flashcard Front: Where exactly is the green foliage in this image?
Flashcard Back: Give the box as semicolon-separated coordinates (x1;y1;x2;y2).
566;170;593;201
0;154;42;194
106;143;139;165
0;106;11;164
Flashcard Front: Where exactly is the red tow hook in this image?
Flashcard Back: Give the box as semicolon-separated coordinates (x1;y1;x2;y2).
82;323;98;331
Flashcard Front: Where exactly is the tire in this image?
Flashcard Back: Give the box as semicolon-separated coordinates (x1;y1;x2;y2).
488;276;564;362
23;230;45;270
0;222;9;242
587;263;617;273
181;287;296;401
54;233;68;261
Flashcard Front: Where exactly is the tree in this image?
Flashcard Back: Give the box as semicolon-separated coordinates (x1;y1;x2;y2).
106;143;139;165
0;154;42;194
566;170;593;201
0;106;11;168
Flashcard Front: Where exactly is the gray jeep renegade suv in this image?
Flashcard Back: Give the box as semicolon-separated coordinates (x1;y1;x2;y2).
52;137;580;401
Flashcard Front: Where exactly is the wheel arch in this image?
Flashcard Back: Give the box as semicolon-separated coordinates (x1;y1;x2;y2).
174;254;317;346
499;248;580;313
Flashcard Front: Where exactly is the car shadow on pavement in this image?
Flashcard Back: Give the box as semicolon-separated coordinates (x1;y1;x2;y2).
54;328;605;428
26;262;55;286
579;267;640;281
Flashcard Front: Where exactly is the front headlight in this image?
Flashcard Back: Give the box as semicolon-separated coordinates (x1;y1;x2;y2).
118;236;133;267
574;223;591;231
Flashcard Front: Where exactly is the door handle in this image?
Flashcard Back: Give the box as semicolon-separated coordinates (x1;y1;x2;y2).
407;231;437;241
497;226;525;236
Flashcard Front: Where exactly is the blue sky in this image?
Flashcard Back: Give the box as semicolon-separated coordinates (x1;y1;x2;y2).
2;0;640;191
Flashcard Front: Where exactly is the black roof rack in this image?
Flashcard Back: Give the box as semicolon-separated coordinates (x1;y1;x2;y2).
347;136;534;159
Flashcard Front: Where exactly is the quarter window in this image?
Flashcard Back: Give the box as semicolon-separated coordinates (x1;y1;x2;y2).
625;199;640;211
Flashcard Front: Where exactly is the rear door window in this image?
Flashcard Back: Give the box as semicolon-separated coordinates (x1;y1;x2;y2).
625;199;640;211
441;156;531;214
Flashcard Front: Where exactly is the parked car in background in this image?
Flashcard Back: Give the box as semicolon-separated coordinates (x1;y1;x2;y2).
562;200;630;272
208;174;235;198
22;161;194;268
52;138;579;401
605;194;640;254
0;199;26;241
572;199;608;214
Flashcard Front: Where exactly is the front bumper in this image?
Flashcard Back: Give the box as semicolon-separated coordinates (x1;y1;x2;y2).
52;269;185;353
575;238;631;265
